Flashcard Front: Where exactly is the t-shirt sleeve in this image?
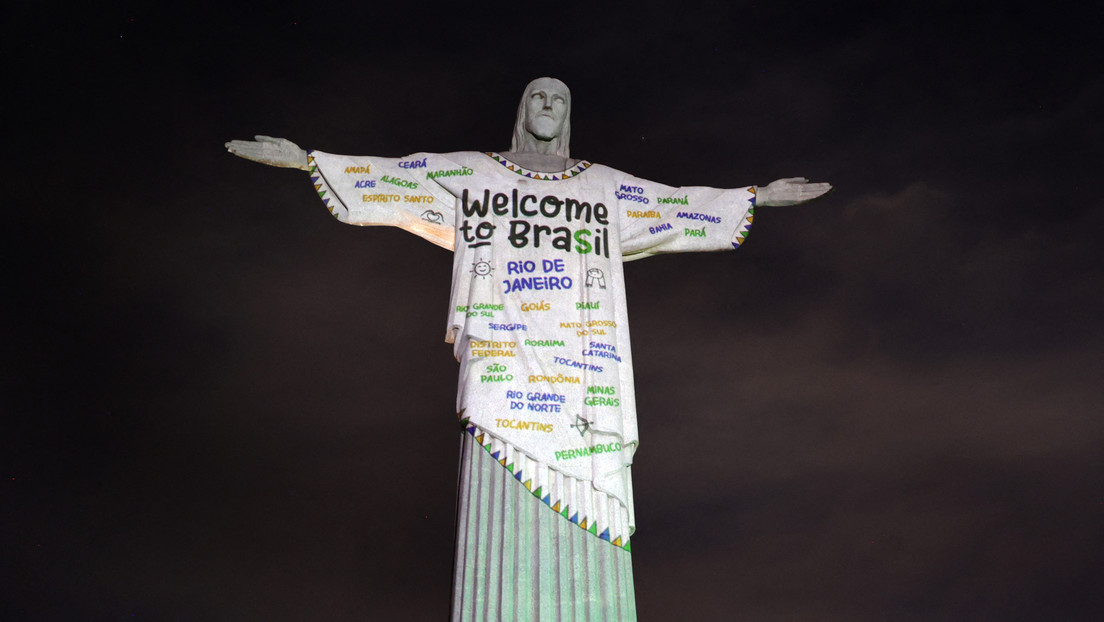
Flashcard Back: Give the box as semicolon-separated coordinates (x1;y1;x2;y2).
616;172;756;261
307;150;465;250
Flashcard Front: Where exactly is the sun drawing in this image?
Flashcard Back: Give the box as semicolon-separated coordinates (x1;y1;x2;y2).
471;260;492;278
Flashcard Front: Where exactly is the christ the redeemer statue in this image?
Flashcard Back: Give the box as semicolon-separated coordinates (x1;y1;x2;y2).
227;77;830;621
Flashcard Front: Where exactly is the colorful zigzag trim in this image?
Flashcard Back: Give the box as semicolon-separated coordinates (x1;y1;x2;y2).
486;153;593;181
458;410;631;551
732;188;756;248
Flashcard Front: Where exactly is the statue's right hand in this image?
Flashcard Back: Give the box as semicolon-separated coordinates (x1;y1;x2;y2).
225;135;310;170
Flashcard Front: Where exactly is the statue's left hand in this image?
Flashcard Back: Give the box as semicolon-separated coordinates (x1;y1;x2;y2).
225;135;310;171
756;177;832;206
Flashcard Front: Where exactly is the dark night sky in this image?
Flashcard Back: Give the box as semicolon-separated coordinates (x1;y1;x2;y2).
5;1;1103;620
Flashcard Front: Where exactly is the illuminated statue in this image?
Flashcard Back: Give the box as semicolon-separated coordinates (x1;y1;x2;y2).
227;77;830;621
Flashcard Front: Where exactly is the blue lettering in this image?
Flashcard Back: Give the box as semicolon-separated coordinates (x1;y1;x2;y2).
676;211;722;224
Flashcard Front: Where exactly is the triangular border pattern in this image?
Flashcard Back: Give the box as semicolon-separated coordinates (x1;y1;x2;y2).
305;150;351;221
486;153;593;181
732;188;756;249
457;411;630;551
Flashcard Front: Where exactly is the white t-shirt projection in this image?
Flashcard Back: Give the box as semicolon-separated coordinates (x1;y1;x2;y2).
308;150;755;548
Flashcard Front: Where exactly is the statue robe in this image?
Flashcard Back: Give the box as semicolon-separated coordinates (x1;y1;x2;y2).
307;149;755;619
306;149;755;618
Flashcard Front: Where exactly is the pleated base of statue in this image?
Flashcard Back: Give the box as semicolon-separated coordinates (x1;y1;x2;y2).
452;430;637;621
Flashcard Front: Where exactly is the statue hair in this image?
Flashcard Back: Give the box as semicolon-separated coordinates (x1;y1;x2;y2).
511;77;571;158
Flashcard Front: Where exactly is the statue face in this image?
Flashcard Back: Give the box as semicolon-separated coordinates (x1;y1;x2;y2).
523;78;569;141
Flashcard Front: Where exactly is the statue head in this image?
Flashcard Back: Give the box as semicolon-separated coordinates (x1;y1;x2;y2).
511;77;571;157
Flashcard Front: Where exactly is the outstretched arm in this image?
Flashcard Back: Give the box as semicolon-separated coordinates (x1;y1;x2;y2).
225;135;310;171
755;177;832;206
619;172;832;261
